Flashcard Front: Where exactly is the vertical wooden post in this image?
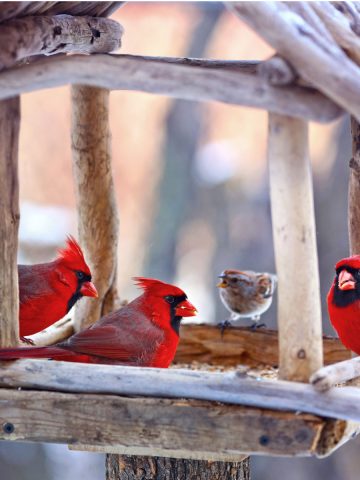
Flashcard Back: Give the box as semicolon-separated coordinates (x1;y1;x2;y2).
0;97;20;347
71;85;119;331
268;113;323;381
106;455;250;480
349;117;360;255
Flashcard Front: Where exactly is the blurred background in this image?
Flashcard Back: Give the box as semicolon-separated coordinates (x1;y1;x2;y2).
1;2;357;479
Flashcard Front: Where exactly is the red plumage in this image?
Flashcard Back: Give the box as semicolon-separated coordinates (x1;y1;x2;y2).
328;255;360;354
0;277;197;367
19;236;98;337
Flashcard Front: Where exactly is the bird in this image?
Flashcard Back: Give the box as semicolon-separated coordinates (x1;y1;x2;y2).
327;255;360;355
217;269;277;331
0;277;197;367
19;236;98;339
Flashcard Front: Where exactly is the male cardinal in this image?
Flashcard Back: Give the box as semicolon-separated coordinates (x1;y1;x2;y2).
328;255;360;355
19;236;98;338
0;277;197;367
217;269;277;330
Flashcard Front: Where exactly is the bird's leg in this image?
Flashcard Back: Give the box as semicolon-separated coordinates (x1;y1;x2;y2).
249;315;266;330
20;336;35;345
217;319;233;338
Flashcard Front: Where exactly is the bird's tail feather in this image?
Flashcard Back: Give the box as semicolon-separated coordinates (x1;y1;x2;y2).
0;346;71;360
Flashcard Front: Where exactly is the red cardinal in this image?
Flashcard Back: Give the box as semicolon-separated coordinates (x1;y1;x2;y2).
0;277;197;367
328;255;360;354
19;236;98;338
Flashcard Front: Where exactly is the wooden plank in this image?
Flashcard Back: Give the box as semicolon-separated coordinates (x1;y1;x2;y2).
175;324;350;367
311;357;360;391
349;116;360;254
268;114;323;381
71;85;119;330
0;54;343;123
0;96;20;347
0;388;326;457
0;14;123;71
69;444;249;463
230;2;360;122
2;360;360;422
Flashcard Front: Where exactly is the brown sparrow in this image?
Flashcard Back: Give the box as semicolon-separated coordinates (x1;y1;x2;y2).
217;269;277;330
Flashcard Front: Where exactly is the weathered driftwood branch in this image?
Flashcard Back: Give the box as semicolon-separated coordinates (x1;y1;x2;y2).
2;360;360;423
0;3;124;24
349;117;360;255
0;54;344;123
310;2;360;65
0;14;123;71
0;97;20;347
71;86;119;330
26;317;74;347
268;114;323;381
285;1;335;43
0;386;335;459
230;2;360;122
310;356;360;391
257;55;297;86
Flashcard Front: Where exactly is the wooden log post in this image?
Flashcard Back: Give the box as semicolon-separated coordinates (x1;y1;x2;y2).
349;116;360;255
71;85;119;330
268;113;323;381
0;97;20;347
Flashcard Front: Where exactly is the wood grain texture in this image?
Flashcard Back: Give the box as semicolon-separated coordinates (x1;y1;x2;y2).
175;324;350;367
268;114;323;381
230;2;360;122
0;388;327;458
3;360;360;423
0;54;344;123
71;86;120;330
0;14;123;71
0;3;124;23
0;97;20;347
106;455;250;479
349;117;360;255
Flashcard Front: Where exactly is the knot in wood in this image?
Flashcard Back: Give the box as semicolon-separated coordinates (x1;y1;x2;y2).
297;349;306;359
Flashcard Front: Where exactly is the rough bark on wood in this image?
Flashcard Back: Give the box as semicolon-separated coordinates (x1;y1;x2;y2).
4;360;360;423
71;86;119;330
0;54;344;123
349;117;360;254
0;14;123;71
230;2;360;122
106;455;250;480
268;113;323;381
0;97;20;347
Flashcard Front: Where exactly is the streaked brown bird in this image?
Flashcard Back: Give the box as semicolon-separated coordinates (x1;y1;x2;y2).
217;269;277;330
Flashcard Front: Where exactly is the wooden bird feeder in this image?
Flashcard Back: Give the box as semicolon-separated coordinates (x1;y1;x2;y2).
2;2;360;479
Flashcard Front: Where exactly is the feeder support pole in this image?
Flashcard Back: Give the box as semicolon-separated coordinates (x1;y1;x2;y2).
268;113;323;381
0;97;20;347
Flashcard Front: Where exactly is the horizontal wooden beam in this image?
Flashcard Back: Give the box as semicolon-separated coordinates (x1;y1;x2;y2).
0;387;347;458
25;320;350;367
310;356;360;391
0;54;343;123
0;15;123;71
2;360;360;423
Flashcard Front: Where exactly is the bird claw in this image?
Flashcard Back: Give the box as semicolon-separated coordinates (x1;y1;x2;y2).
217;320;232;339
249;322;266;331
20;336;35;345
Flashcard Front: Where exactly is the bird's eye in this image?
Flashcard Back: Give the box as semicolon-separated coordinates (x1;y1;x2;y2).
165;295;175;304
76;271;85;280
230;278;238;284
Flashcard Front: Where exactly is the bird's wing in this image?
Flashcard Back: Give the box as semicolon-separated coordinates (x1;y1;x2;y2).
60;308;164;362
18;264;55;304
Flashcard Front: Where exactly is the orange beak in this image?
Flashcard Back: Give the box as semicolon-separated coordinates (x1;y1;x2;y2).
338;270;356;291
175;299;197;317
80;281;98;298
